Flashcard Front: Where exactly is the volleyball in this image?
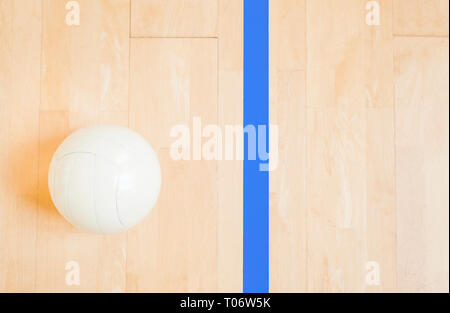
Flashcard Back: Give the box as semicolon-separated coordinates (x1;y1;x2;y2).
48;125;161;234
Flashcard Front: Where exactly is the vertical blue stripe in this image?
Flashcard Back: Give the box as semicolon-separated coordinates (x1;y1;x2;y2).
243;0;269;293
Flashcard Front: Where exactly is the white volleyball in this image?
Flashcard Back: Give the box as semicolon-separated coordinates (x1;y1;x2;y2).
48;125;161;234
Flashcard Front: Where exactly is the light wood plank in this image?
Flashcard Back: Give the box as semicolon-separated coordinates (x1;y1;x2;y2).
269;0;307;292
305;0;396;292
126;150;217;292
218;0;243;71
36;0;129;292
41;0;129;113
217;71;242;292
99;111;129;126
131;0;218;37
269;70;307;292
269;0;307;293
306;107;368;292
365;108;396;292
0;0;41;292
393;0;449;37
129;38;217;149
395;37;449;292
306;107;397;292
127;38;217;292
217;0;243;292
307;0;394;109
270;0;306;71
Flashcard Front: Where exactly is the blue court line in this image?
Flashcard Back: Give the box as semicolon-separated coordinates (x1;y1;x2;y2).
243;0;269;293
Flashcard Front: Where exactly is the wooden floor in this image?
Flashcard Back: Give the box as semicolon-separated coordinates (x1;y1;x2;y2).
0;0;448;292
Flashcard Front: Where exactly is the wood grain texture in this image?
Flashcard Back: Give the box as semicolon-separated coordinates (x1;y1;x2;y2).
394;37;449;292
306;107;367;292
0;0;41;292
393;0;449;37
41;0;129;113
218;0;243;71
36;0;129;292
365;108;396;292
129;38;217;150
307;0;394;109
217;0;243;292
306;107;396;292
270;0;306;71
305;0;396;292
131;0;218;37
269;70;307;292
0;0;449;293
269;0;307;292
127;38;217;292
